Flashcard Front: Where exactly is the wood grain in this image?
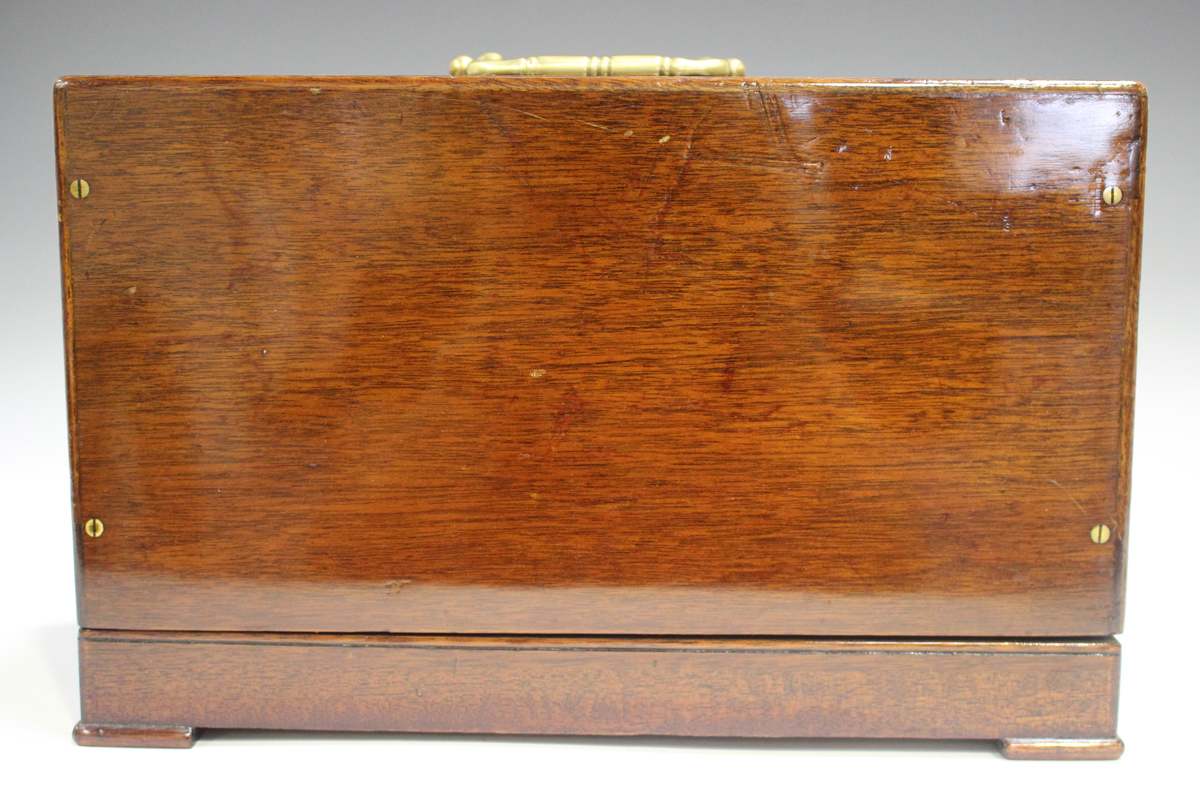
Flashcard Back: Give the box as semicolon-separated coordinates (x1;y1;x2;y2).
56;77;1145;636
77;629;1122;756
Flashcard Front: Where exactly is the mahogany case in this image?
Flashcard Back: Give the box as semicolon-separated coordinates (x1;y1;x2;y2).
56;76;1145;756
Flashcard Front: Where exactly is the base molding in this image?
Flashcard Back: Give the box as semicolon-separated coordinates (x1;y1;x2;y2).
77;630;1121;757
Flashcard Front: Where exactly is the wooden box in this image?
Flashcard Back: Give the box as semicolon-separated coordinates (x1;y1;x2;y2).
56;75;1145;758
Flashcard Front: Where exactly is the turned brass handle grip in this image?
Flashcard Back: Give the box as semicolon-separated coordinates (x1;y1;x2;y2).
450;52;745;77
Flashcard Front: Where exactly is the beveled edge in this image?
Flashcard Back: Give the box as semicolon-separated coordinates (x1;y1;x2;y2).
998;737;1124;760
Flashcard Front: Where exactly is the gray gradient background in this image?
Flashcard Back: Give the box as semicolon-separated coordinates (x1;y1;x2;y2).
1;0;1195;795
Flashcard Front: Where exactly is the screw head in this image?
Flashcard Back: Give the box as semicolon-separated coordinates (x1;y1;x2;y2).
84;518;104;538
1102;185;1123;206
69;179;90;199
1090;524;1111;544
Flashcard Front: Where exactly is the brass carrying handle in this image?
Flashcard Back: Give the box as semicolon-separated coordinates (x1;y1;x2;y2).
450;52;745;77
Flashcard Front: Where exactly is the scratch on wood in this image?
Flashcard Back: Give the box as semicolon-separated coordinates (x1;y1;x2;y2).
647;105;716;260
454;95;634;136
883;177;983;218
700;154;823;175
498;105;547;121
564;117;624;134
1049;480;1087;514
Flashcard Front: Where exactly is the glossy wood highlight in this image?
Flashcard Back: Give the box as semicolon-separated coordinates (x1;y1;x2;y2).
56;78;1145;637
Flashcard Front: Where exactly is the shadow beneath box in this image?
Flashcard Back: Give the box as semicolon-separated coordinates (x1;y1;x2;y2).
202;729;1000;758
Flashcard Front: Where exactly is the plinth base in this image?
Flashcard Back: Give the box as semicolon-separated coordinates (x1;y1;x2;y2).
77;630;1122;758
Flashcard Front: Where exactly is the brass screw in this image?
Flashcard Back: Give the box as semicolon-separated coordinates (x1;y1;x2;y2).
69;179;90;199
84;518;104;538
1102;185;1122;206
1090;524;1111;544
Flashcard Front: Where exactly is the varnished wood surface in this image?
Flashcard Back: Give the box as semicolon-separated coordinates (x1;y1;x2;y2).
999;737;1124;760
57;77;1145;635
77;629;1121;753
72;722;197;748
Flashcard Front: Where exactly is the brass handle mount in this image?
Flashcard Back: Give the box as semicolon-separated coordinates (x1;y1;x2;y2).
450;52;745;77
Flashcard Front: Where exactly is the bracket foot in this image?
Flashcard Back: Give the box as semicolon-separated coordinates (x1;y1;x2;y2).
74;722;197;748
999;737;1123;760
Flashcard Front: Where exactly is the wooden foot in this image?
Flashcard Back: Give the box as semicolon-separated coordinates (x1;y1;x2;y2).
74;722;197;748
999;737;1124;760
